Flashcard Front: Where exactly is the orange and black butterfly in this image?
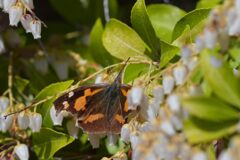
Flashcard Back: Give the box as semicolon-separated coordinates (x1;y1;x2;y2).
53;59;131;134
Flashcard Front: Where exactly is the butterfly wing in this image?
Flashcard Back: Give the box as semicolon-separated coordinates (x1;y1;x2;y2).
53;84;108;117
77;84;131;134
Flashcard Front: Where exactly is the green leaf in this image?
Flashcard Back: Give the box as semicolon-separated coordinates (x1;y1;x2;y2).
124;63;149;83
36;80;73;127
183;97;239;122
14;76;29;92
172;9;211;42
201;50;240;108
197;0;222;9
184;117;238;144
230;47;240;65
160;41;179;68
102;19;150;60
90;18;116;66
131;0;160;61
33;128;74;159
147;4;186;43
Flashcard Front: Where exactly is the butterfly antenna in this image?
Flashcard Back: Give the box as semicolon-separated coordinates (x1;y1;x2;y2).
114;57;130;83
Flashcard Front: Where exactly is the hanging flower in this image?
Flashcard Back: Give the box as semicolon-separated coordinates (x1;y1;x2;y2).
21;14;33;33
9;2;23;26
14;144;29;160
17;111;29;130
29;112;42;132
66;119;79;139
30;19;41;39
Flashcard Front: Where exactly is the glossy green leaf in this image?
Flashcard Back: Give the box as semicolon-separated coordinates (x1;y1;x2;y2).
33;128;74;159
172;9;211;42
184;117;238;144
131;0;160;61
36;80;73;127
197;0;222;9
147;4;186;43
90;18;116;66
160;41;179;68
183;97;239;122
201;50;240;108
102;19;150;60
124;63;149;83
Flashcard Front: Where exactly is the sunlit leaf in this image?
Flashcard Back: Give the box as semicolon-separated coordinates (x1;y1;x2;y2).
102;19;150;60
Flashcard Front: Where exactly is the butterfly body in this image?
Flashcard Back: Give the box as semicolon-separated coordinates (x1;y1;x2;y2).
54;61;131;134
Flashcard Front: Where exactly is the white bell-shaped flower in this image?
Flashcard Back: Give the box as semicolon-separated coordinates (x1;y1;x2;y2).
21;14;33;33
66;119;79;139
17;111;29;130
29;112;42;132
88;134;105;148
152;86;164;104
173;65;187;85
160;120;176;136
195;36;205;53
219;150;234;160
120;124;131;143
167;94;181;113
3;0;16;12
128;87;144;110
9;2;23;26
51;59;69;80
22;0;34;9
130;133;140;149
204;27;218;49
191;151;208;160
229;16;240;36
187;57;198;71
34;55;48;75
30;19;41;39
162;74;174;95
50;106;64;126
0;114;13;132
0;96;9;112
210;56;223;68
107;134;118;145
14;144;29;160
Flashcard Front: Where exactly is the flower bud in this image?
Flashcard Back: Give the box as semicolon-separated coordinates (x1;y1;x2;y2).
30;19;41;39
173;65;187;85
167;94;181;113
9;2;23;26
128;87;143;110
3;0;16;12
29;112;42;132
162;74;174;95
14;144;29;160
50;106;65;126
17;112;29;130
21;14;33;33
121;124;131;143
0;96;9;112
66;119;79;139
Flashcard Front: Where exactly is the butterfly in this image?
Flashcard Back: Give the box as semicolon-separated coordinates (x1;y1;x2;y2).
53;59;131;134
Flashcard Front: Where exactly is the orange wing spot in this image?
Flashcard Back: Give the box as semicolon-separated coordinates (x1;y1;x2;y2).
124;100;128;112
74;96;86;111
121;89;128;96
83;113;104;124
115;114;125;124
84;89;92;96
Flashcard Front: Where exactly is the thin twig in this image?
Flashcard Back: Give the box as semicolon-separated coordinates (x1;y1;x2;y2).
8;52;13;109
103;0;110;22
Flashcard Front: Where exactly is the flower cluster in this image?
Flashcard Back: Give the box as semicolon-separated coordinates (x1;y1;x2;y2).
115;0;240;159
0;0;41;39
